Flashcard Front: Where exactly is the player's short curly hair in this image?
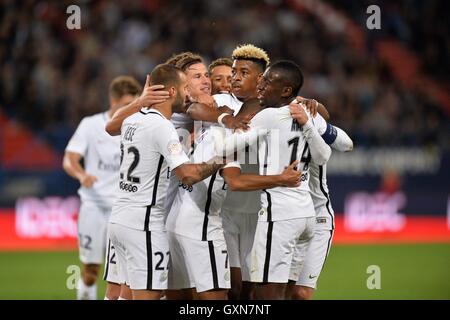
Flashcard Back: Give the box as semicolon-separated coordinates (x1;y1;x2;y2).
208;57;233;73
231;44;270;71
170;52;204;72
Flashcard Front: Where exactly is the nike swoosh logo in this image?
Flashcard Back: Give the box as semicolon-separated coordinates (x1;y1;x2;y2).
309;275;317;279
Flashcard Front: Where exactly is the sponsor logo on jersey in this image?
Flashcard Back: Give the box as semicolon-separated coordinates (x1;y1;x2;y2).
98;159;120;171
119;181;138;192
178;182;193;192
167;139;183;155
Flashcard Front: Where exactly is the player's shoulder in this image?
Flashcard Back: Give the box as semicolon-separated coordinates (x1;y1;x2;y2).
213;93;232;104
255;106;281;118
129;108;171;126
79;112;107;126
213;93;241;108
252;106;292;129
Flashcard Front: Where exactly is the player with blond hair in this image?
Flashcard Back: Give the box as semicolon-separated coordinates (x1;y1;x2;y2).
213;44;271;300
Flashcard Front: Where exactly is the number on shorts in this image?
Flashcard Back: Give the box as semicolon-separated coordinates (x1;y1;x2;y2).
155;251;170;271
78;234;92;250
221;250;228;269
109;245;117;265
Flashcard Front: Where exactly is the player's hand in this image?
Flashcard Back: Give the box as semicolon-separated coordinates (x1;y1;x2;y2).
79;173;98;188
294;96;325;117
279;160;301;187
222;114;250;131
138;75;170;108
194;94;216;108
217;105;234;115
289;103;309;125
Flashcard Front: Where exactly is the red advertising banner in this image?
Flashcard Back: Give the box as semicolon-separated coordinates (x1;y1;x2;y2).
0;197;79;251
1;212;449;251
0;196;449;251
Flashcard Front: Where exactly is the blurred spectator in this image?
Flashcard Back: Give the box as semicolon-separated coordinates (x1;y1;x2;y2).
0;0;448;153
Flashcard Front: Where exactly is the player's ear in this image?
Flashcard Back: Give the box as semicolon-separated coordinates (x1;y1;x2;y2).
257;73;263;82
281;86;293;98
168;86;176;97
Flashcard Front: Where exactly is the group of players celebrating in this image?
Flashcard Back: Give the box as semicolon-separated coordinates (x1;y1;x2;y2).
63;44;353;300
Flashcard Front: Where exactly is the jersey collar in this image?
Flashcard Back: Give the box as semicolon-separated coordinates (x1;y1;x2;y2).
140;107;166;119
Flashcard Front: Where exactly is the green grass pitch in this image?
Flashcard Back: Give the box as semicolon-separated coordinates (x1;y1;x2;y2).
0;243;449;299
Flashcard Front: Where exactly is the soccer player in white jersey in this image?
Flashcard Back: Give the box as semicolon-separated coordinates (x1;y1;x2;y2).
215;60;334;299
213;44;271;300
63;76;142;300
108;63;224;300
166;124;301;299
286;101;353;300
209;58;233;94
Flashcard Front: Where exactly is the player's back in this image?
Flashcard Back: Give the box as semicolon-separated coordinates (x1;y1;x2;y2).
111;108;188;231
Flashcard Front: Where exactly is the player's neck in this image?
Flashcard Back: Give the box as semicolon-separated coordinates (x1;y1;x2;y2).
151;102;172;119
237;93;256;103
274;97;291;108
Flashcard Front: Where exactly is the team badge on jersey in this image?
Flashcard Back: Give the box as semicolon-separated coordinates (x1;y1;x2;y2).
167;140;183;155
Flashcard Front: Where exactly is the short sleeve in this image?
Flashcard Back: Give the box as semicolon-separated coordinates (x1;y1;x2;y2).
155;121;190;170
213;93;231;107
65;118;89;156
224;161;241;170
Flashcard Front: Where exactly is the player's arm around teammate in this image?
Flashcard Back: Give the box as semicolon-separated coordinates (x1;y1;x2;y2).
105;76;170;136
222;160;301;191
187;102;250;131
174;159;226;187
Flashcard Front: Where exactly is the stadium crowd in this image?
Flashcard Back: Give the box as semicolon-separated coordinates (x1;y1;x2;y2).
0;0;448;152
